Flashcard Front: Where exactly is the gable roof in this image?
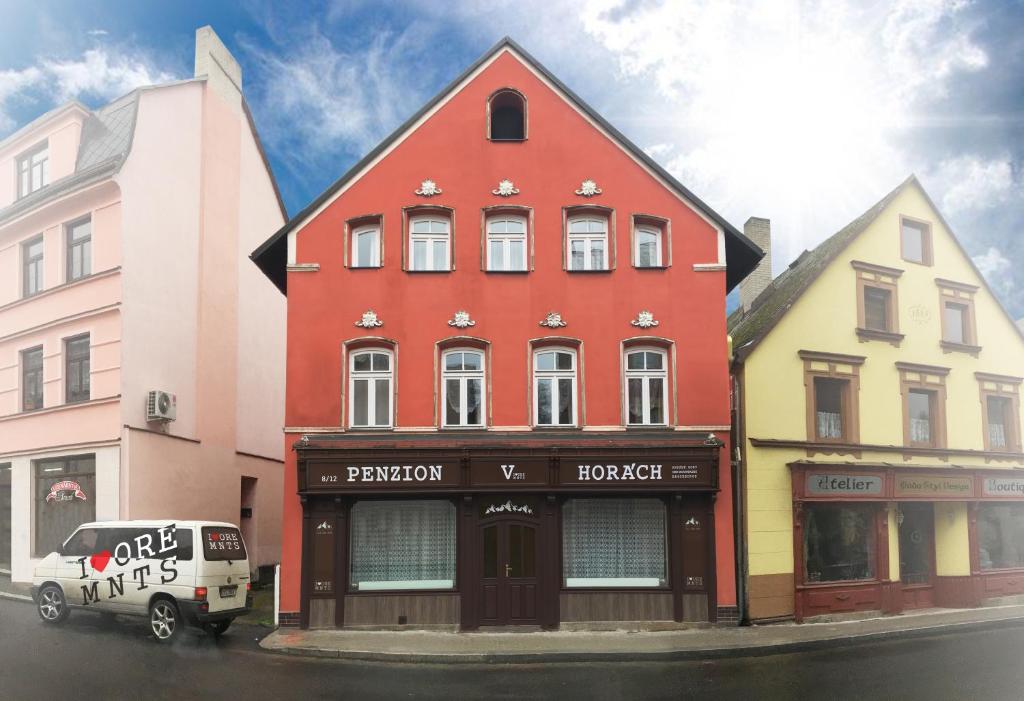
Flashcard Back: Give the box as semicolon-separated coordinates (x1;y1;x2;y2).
728;174;1024;362
250;36;763;295
0;78;287;230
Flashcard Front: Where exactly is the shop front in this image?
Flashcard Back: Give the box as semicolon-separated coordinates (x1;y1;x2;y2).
791;463;1024;621
295;438;721;630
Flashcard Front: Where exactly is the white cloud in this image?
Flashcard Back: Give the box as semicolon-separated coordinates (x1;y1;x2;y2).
925;155;1016;215
0;46;175;136
240;26;440;176
973;246;1015;300
575;0;990;271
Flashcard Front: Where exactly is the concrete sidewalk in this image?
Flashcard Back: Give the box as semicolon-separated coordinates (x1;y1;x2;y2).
260;605;1024;663
0;572;32;602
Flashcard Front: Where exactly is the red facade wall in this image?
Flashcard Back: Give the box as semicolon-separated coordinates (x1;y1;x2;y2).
278;51;736;615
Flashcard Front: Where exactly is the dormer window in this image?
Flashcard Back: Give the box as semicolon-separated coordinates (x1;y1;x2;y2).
17;140;49;199
487;89;526;141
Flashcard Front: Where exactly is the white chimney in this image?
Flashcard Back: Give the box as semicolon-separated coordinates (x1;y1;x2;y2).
194;26;243;110
739;217;772;313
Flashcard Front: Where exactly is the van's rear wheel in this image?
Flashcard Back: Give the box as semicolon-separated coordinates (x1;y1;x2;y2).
149;599;182;642
37;585;69;624
203;620;231;637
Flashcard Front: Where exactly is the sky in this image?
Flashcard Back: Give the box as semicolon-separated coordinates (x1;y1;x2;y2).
0;0;1021;318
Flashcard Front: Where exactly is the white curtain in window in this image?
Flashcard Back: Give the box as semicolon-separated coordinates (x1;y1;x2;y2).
562;498;666;587
910;418;931;443
350;500;456;590
989;424;1007;449
817;412;842;439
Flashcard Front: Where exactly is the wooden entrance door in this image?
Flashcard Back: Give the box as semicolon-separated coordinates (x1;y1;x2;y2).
479;520;539;625
899;502;935;609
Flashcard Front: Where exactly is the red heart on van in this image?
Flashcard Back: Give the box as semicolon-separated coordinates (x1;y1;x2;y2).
90;550;111;573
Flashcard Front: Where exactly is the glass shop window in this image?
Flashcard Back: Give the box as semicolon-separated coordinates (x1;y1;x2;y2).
349;500;456;591
562;498;667;588
803;503;876;583
977;503;1024;570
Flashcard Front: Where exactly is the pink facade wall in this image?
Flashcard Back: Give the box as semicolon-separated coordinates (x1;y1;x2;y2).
0;109;85;209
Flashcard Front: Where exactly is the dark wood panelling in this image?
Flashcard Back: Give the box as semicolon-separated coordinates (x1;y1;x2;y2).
308;599;336;629
798;583;883;620
681;594;708;622
559;592;674;622
933;576;978;608
975;571;1024;601
344;594;460;625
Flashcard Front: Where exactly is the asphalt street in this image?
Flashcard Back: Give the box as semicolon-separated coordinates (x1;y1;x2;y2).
2;596;1023;700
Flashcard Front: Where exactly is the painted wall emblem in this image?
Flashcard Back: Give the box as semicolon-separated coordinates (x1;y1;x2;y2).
415;179;442;197
46;480;87;503
492;179;520;197
909;304;932;325
539;311;567;328
448;310;476;328
575;179;602;197
484;500;534;516
630;310;660;328
355;310;383;328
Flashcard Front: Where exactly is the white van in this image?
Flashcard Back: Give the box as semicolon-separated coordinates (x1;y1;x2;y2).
31;520;252;642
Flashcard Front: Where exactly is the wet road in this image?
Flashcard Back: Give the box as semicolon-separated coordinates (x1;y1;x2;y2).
1;597;1022;700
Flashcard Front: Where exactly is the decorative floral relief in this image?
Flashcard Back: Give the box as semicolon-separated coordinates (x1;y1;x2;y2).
539;311;567;328
630;310;660;328
355;310;383;328
575;179;602;197
492;179;520;197
448;310;476;328
415;179;442;197
485;500;534;516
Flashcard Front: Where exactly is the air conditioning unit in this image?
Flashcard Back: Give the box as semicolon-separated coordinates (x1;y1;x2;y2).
146;390;177;422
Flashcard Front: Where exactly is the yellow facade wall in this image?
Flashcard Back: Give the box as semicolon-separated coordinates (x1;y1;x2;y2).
742;181;1024;585
933;502;971;576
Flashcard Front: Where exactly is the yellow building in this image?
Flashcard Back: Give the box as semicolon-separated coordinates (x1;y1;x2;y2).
729;176;1024;622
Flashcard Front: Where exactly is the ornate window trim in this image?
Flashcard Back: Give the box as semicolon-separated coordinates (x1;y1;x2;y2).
481;205;533;272
800;350;865;449
563;205;615;272
852;260;903;346
977;372;1022;453
402;205;454;272
631;214;670;269
896;362;949;450
937;278;981;356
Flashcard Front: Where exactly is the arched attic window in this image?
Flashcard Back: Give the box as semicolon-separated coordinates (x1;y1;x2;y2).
488;89;527;141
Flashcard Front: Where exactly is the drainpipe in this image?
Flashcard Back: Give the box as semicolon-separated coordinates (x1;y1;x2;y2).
731;358;750;625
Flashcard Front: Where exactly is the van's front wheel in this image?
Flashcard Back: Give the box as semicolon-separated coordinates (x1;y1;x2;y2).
203;620;231;637
149;599;182;643
37;585;69;624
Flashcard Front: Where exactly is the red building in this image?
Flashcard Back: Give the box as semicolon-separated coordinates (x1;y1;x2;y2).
252;38;762;629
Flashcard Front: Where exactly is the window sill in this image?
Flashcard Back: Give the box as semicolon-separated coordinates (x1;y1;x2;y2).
532;425;580;431
484;269;530;274
855;327;904;346
565;269;612;274
346;426;395;432
940;340;982;357
625;424;672;430
634;265;669;271
440;425;487;431
405;269;452;274
349;265;382;270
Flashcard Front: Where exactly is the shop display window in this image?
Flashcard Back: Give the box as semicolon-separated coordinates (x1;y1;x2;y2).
978;503;1024;570
803;503;876;583
349;500;456;591
561;498;667;588
34;455;95;557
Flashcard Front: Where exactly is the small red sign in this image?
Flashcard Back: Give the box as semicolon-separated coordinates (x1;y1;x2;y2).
46;480;87;503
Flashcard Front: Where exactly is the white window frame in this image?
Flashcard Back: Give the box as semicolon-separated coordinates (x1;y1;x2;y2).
624;347;669;426
408;215;451;271
348;348;394;428
634;225;663;268
485;215;527;272
351;224;381;268
17;141;49;199
567;216;608;271
533;347;578;427
441;348;486;428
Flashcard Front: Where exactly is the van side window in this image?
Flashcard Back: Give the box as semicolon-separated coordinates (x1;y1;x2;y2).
62;528;100;556
98;526;193;561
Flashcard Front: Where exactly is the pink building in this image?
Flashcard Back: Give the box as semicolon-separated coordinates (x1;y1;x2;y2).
0;27;286;583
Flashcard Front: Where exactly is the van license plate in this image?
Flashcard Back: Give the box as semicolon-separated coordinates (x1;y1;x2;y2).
220;586;237;598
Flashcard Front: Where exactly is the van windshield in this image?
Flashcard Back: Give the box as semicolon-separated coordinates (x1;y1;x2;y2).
201;526;246;561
